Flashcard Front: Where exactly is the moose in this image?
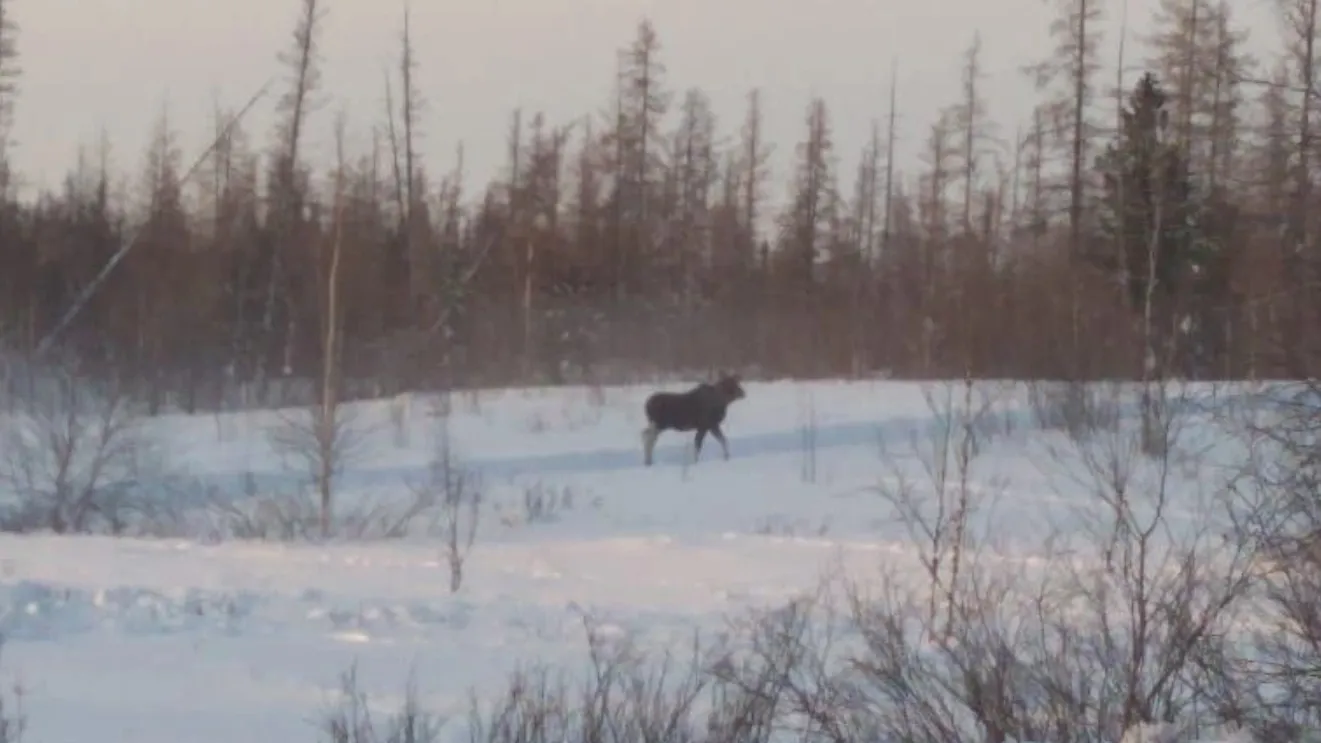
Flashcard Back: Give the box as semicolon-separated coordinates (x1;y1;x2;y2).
641;372;747;466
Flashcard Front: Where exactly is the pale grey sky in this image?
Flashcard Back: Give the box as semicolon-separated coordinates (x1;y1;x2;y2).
9;0;1284;210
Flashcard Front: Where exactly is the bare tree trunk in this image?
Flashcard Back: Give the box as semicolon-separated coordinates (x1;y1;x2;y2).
319;115;348;538
523;232;536;379
259;0;323;399
399;3;425;307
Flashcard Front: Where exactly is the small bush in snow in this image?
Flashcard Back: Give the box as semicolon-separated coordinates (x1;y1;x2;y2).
0;363;164;535
467;617;778;743
522;481;573;524
317;664;442;743
266;403;374;538
207;484;447;543
410;417;482;593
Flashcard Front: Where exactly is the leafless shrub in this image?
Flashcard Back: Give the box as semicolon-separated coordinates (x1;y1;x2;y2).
830;560;1040;743
1036;380;1226;568
345;491;447;541
0;363;166;535
494;483;591;529
377;500;1254;743
847;377;1256;742
468;616;759;743
466;665;577;743
381;544;1257;743
520;482;572;525
318;663;444;743
1205;380;1321;740
199;469;443;542
266;402;374;538
824;525;1250;743
213;489;324;541
416;417;482;593
875;377;1004;639
708;586;853;742
460;593;859;743
98;471;218;539
1023;379;1258;739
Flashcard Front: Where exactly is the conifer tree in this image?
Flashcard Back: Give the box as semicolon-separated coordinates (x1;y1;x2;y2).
777;98;835;290
1096;72;1217;378
1097;73;1202;311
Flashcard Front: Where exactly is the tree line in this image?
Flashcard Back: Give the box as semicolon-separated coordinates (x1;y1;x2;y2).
0;0;1312;410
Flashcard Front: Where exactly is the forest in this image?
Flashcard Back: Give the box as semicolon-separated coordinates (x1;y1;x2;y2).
0;0;1307;410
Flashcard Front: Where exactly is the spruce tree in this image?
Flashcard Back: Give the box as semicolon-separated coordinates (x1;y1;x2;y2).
1096;72;1204;313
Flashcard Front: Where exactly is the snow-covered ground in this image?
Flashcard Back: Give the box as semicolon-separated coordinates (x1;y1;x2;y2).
0;378;1259;742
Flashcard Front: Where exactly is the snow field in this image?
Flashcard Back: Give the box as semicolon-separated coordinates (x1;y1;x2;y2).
0;378;1260;742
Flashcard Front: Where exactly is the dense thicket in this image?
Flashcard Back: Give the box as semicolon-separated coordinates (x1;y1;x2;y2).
0;0;1309;409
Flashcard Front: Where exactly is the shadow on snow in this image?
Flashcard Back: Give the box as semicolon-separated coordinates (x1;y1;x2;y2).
184;387;1233;504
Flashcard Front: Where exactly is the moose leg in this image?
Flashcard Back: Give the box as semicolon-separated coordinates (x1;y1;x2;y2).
642;425;659;466
694;429;707;462
711;425;730;460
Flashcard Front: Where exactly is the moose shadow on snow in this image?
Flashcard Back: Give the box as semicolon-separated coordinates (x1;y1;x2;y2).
193;405;984;501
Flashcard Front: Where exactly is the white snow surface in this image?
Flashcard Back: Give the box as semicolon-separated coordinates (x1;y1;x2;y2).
0;379;1263;742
